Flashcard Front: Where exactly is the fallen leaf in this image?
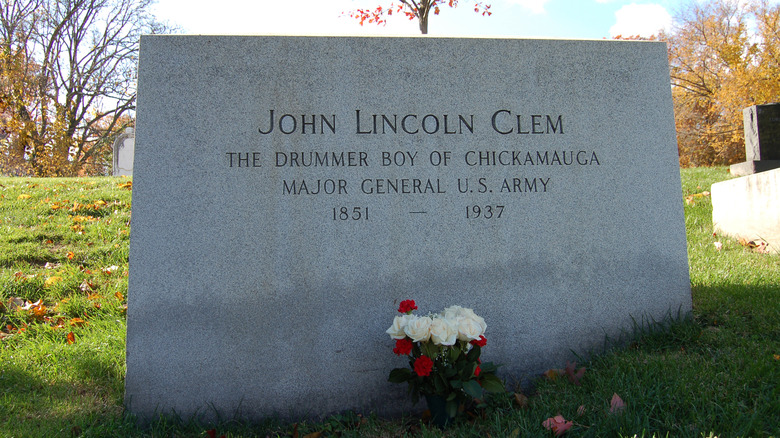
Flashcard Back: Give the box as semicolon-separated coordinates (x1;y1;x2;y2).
513;392;529;408
21;299;43;310
609;393;626;414
564;361;586;385
302;432;322;438
79;280;96;292
738;239;770;253
8;297;25;310
577;405;585;416
67;331;75;344
69;317;88;327
114;291;124;301
542;415;573;436
67;251;75;259
17;194;31;200
543;369;560;380
28;302;48;319
44;276;63;288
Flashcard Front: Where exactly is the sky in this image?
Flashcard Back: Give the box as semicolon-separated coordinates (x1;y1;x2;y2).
150;0;684;39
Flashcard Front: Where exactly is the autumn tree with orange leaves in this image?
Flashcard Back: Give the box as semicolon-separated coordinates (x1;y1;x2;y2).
348;0;491;34
0;0;168;176
663;0;780;166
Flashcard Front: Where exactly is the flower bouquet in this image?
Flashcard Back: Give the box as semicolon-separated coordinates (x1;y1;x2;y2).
386;300;504;425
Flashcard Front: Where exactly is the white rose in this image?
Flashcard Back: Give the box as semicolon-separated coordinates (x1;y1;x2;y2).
456;316;485;341
430;317;459;346
470;313;487;336
442;305;465;320
404;315;432;342
442;306;487;339
386;314;411;340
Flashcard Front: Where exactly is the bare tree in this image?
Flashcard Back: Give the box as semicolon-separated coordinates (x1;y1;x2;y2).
1;0;168;176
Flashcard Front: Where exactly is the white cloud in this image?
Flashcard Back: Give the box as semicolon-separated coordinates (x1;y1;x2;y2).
504;0;550;15
609;3;672;38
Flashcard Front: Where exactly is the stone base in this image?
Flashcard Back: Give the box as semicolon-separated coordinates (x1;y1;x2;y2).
712;168;780;253
729;160;780;176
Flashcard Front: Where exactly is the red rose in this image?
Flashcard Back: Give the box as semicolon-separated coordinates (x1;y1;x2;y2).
470;335;487;347
398;299;417;314
393;338;413;356
413;355;434;377
474;365;481;377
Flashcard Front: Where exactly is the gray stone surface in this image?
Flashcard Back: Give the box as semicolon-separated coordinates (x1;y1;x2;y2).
712;168;780;253
126;36;690;423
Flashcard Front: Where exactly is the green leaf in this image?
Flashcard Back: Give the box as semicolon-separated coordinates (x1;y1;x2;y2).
446;399;458;418
388;368;412;383
421;341;439;358
449;344;461;362
450;379;463;389
434;373;447;393
462;379;484;399
466;345;481;362
479;374;505;393
480;361;498;374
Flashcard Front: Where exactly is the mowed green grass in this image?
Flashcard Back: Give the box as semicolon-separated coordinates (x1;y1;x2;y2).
0;169;778;437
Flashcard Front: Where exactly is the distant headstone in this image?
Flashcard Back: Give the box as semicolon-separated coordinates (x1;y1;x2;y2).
730;103;780;176
112;127;135;176
712;168;779;253
126;36;691;423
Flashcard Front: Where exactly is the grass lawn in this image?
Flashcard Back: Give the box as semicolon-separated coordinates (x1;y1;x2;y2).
1;169;778;437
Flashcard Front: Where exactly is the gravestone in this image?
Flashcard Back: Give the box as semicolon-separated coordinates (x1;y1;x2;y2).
126;36;691;423
112;127;135;176
730;103;780;176
712;168;780;253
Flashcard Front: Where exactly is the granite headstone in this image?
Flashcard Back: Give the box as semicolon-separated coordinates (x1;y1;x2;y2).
126;36;691;422
730;103;780;176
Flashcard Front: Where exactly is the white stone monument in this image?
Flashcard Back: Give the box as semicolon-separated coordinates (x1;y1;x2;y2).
112;127;135;176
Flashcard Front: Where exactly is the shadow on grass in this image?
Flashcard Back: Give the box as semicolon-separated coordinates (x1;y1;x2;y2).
0;363;129;437
692;283;780;337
